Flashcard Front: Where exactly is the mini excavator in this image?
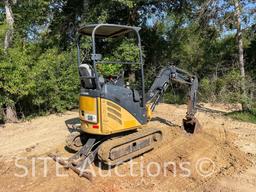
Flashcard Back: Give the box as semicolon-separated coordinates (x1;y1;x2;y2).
50;24;201;180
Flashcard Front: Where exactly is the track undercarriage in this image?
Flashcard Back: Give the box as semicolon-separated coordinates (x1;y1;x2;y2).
50;127;163;180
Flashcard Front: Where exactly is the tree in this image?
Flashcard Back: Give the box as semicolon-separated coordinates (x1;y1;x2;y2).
195;0;256;110
3;0;15;52
3;0;18;122
0;0;255;123
234;0;248;110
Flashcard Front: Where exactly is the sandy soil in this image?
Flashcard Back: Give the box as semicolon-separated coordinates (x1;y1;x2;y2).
0;104;256;192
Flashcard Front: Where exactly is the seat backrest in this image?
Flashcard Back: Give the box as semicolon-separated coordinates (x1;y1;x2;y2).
79;64;95;89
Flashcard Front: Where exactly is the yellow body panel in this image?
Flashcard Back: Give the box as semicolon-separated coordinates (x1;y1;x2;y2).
79;96;97;114
80;96;142;135
79;96;102;134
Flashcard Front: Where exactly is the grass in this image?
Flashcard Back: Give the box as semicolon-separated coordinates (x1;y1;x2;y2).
226;110;256;124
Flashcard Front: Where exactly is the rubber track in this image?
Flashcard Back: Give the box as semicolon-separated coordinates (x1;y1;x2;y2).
97;127;162;166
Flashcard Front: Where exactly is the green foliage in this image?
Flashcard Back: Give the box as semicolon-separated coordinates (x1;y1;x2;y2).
114;0;135;8
0;45;79;120
173;25;205;72
246;35;256;81
0;0;256;123
98;39;140;76
200;70;243;103
200;69;255;109
31;48;79;113
226;109;256;124
163;91;186;105
0;47;34;106
0;23;8;49
97;63;122;77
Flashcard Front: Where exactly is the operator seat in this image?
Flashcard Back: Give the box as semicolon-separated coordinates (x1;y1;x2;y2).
79;64;96;89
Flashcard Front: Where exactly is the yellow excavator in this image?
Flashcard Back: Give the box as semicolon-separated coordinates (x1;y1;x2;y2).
50;24;200;180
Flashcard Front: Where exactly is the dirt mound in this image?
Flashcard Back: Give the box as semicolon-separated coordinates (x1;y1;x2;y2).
0;104;254;192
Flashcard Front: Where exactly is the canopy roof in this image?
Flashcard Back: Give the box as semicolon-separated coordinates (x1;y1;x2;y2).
78;24;141;38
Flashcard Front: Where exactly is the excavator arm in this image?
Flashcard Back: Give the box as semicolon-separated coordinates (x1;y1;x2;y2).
146;65;201;133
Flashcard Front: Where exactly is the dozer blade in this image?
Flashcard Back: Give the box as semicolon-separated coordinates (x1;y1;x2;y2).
49;136;106;181
48;153;93;181
182;117;201;134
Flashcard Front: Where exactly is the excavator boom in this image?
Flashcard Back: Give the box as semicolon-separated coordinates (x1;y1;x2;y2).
146;65;200;133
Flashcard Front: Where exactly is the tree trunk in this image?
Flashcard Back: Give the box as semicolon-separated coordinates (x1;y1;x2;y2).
3;0;18;123
4;0;14;53
234;0;248;111
4;106;18;123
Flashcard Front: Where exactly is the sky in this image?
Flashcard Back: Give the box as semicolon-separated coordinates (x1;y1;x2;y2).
145;0;256;35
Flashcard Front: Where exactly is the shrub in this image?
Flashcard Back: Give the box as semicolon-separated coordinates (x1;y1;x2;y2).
0;46;80;121
31;48;79;113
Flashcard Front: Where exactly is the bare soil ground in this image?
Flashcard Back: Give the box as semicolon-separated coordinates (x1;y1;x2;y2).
0;103;256;192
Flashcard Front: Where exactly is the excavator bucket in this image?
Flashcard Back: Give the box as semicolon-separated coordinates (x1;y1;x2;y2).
182;117;201;134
